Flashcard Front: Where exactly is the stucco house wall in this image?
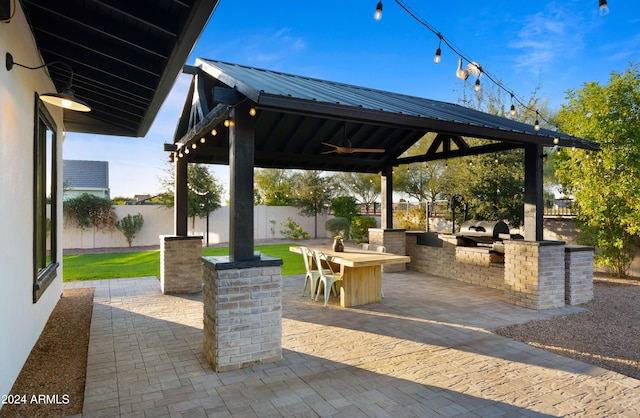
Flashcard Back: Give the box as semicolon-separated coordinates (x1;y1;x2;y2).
0;8;66;399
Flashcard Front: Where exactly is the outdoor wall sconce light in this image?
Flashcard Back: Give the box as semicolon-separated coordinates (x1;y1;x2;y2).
5;52;91;112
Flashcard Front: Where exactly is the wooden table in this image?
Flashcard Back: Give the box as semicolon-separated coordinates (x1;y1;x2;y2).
290;246;410;307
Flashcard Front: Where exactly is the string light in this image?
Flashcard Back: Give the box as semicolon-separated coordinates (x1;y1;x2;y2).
553;136;559;145
200;137;206;143
211;129;217;136
510;94;516;117
249;107;257;116
434;34;442;64
374;1;383;20
599;0;609;16
374;0;585;135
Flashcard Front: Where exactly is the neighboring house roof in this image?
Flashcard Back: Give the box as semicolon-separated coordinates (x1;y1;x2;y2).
173;59;599;174
20;0;220;137
63;160;109;189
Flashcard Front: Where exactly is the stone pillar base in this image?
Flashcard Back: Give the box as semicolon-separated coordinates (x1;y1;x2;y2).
160;235;203;294
202;255;283;372
565;246;594;305
368;228;406;272
504;240;565;310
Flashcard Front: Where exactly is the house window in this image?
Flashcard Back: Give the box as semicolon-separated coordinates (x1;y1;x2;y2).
33;95;58;303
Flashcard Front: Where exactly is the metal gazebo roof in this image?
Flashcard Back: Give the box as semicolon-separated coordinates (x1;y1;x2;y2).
173;59;599;173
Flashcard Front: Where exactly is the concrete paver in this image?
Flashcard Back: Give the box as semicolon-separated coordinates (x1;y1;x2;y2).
65;270;640;417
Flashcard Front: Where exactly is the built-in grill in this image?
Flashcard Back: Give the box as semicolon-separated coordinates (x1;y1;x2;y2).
456;220;510;253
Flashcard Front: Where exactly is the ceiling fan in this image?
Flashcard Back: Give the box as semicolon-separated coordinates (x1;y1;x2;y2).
321;141;386;154
321;125;385;154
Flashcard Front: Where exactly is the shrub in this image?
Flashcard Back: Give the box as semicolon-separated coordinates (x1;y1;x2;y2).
325;217;350;238
393;206;426;231
280;217;310;239
116;213;144;247
351;216;377;242
63;193;116;230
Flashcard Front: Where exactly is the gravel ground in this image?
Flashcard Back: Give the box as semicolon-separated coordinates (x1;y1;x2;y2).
0;288;94;418
495;276;640;380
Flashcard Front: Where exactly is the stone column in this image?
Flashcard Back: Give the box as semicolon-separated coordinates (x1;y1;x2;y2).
565;246;594;305
160;235;203;294
369;228;406;272
504;240;565;309
202;255;283;372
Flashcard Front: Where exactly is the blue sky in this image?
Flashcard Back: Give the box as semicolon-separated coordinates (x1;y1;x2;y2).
63;0;640;200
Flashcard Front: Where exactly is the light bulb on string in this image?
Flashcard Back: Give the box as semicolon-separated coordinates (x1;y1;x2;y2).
249;107;257;116
474;78;481;92
553;137;559;145
200;137;206;143
374;1;383;20
509;94;516;117
434;34;443;64
534;111;540;131
599;0;609;16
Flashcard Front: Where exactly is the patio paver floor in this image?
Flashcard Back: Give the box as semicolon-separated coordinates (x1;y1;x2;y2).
65;270;640;417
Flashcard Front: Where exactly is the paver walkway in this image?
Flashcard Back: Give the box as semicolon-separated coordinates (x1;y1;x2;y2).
65;271;640;417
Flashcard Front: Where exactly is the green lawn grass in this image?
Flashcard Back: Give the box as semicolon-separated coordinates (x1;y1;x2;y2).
63;243;305;281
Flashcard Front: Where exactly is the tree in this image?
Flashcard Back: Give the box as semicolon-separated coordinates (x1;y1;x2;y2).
116;213;144;247
159;163;223;232
454;83;555;227
254;168;296;205
335;172;380;213
394;133;450;202
291;170;334;238
331;195;359;220
466;151;525;228
554;63;640;278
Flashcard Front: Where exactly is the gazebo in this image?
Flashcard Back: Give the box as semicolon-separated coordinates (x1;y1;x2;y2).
163;59;599;371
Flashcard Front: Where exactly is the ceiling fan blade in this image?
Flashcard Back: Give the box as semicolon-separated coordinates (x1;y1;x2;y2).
322;142;348;154
350;147;386;153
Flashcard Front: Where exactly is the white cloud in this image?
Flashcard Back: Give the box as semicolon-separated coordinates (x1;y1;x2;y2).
509;5;586;73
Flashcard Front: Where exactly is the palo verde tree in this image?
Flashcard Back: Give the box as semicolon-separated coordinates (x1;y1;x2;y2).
159;163;223;233
554;63;640;278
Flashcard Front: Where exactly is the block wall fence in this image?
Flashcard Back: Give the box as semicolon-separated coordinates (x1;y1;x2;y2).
62;205;334;249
